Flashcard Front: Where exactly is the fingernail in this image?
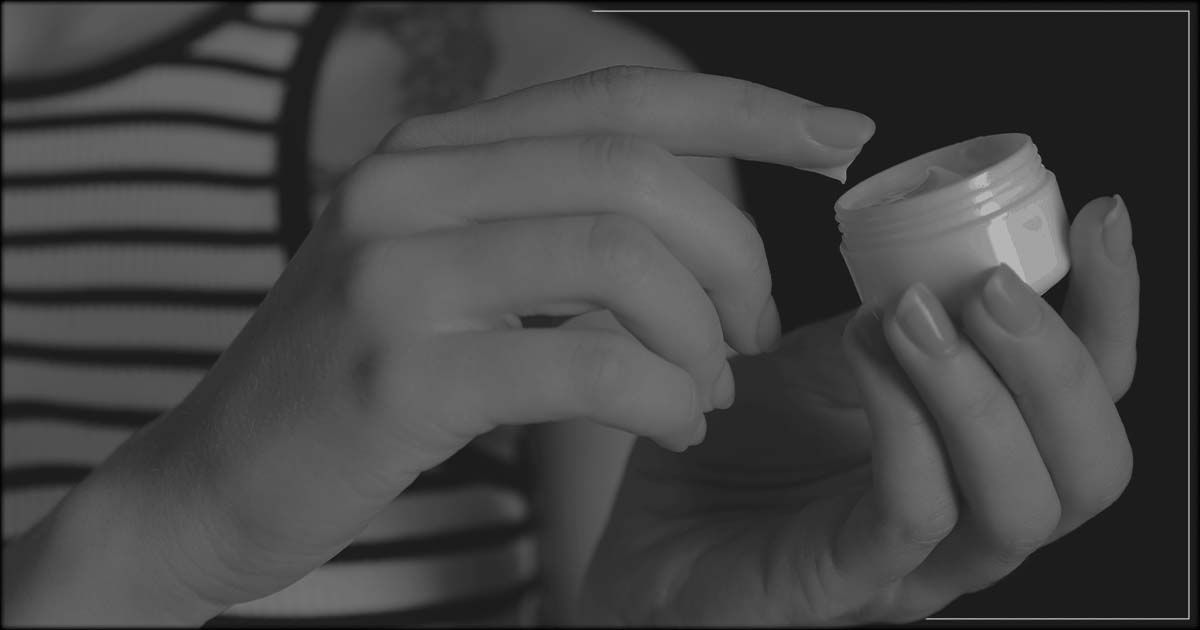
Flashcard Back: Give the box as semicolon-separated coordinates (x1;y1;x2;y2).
982;265;1043;337
893;284;958;357
805;106;876;150
809;163;851;184
710;361;735;410
1102;194;1133;265
689;415;708;446
850;307;889;358
665;412;706;452
756;296;781;353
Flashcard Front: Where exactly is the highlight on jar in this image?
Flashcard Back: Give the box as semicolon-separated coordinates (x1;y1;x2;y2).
834;133;1070;314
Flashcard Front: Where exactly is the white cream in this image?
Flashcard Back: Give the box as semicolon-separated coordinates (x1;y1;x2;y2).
870;165;965;206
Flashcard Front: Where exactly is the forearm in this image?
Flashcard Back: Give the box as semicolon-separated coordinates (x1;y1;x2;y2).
3;428;224;627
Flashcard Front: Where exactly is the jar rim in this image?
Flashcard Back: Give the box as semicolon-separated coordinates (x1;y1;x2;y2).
836;132;1032;215
835;133;1043;241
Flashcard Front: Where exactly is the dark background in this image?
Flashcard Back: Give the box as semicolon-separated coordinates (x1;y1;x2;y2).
601;5;1193;622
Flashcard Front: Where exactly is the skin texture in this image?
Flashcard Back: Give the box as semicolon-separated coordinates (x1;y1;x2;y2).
3;64;875;626
582;196;1138;625
1;4;1138;626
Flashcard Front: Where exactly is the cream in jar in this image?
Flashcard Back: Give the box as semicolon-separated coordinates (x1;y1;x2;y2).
834;133;1070;312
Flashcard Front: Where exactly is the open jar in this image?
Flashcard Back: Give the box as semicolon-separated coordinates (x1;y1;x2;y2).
834;133;1070;312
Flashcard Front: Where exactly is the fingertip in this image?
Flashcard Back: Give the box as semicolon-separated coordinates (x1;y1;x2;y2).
1068;194;1138;280
1069;195;1120;249
804;106;876;150
844;305;891;364
755;295;782;354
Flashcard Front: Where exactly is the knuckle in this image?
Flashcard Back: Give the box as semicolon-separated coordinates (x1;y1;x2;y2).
1049;344;1096;394
1110;348;1137;401
901;502;959;548
340;244;394;323
880;494;958;548
577;134;673;216
957;384;1011;426
585;214;662;291
987;510;1060;563
381;116;422;150
574;65;655;118
332;154;391;235
1078;443;1134;518
578;133;668;181
734;80;774;126
568;334;632;411
990;532;1047;564
734;223;771;291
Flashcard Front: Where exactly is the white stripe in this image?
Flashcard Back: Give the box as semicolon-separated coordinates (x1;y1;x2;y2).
225;537;537;617
3;124;275;176
1;66;283;123
2;245;285;290
356;485;528;544
3;303;252;350
248;2;317;25
3;185;279;233
3;421;133;468
2;485;71;540
192;23;299;71
3;359;206;409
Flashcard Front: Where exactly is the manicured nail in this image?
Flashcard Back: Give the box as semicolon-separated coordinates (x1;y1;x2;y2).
810;163;851;184
982;265;1043;336
665;412;706;452
710;361;735;410
1102;194;1133;265
805;106;876;150
689;415;708;446
756;296;782;353
894;284;958;357
851;307;889;358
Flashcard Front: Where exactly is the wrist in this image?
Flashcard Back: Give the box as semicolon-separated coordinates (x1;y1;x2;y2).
3;425;227;626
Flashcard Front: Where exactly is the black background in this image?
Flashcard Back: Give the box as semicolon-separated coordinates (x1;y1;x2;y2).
602;4;1193;621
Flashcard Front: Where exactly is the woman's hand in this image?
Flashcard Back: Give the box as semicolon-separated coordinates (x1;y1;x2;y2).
2;66;875;625
581;195;1138;625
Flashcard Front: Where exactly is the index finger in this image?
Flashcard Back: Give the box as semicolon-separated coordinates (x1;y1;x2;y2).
379;65;876;182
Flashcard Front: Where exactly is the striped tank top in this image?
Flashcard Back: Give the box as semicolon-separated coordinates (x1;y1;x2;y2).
2;3;539;625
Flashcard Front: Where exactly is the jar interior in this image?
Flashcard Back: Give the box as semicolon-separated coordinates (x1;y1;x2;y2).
838;133;1030;212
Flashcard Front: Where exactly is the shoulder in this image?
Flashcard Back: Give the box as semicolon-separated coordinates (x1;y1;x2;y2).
307;3;719;208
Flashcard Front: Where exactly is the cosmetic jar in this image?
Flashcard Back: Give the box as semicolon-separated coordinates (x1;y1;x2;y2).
834;133;1070;312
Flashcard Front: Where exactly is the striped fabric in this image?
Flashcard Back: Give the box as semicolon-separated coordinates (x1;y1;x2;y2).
2;3;539;625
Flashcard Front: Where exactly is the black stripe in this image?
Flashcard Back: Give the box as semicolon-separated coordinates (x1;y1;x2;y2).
2;111;276;133
2;464;91;489
3;229;281;248
206;578;538;628
3;400;161;427
4;171;273;188
1;4;247;101
329;521;532;563
170;57;286;80
274;3;349;258
3;288;267;307
3;342;219;369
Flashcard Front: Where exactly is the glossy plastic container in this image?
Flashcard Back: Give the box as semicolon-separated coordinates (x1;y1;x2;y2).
834;133;1070;312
